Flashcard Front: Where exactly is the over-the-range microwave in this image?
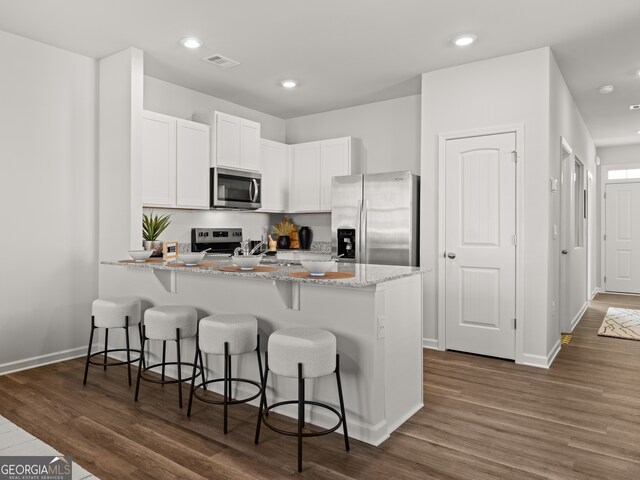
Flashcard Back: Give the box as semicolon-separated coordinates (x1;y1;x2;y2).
210;167;262;210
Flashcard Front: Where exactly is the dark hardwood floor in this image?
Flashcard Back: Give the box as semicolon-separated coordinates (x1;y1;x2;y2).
1;293;640;479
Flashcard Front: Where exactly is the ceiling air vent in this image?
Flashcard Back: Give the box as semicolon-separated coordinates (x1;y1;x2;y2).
202;54;240;68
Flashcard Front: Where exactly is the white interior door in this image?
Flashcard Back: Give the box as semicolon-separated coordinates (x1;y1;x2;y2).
605;182;640;293
444;133;517;360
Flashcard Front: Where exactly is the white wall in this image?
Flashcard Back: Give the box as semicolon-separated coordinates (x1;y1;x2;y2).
597;144;640;165
548;55;597;350
0;31;97;373
421;48;552;363
145;76;286;142
285;95;421;175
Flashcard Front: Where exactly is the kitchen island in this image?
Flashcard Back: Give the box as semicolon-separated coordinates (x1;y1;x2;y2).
100;258;424;446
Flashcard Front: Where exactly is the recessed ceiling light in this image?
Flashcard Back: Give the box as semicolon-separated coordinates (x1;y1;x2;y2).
181;37;202;49
453;34;477;47
598;84;614;94
630;104;640;110
637;130;640;134
281;80;297;89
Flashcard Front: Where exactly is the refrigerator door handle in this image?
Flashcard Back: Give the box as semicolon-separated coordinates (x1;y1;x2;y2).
361;200;368;264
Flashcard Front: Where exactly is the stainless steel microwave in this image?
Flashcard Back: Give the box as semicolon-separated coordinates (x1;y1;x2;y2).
210;167;261;210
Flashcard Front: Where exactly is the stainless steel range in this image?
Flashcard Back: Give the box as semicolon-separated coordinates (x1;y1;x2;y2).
191;228;243;255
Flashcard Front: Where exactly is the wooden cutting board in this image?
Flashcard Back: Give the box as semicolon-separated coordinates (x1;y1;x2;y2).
119;258;165;264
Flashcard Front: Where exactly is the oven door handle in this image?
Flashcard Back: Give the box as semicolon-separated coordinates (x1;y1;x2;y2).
248;178;254;202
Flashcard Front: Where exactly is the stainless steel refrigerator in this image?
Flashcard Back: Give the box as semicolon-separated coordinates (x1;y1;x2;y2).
331;171;419;266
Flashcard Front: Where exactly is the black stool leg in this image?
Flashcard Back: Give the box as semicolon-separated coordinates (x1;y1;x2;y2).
161;340;167;383
103;328;109;371
223;341;229;434
176;328;183;408
138;323;146;369
83;316;95;385
298;362;304;473
198;348;207;391
187;336;200;417
255;351;269;444
336;354;350;451
124;316;131;386
134;325;146;402
255;334;265;410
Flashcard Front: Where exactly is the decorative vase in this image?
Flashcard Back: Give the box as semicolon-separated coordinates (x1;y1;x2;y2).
276;235;291;250
298;226;312;250
143;240;163;257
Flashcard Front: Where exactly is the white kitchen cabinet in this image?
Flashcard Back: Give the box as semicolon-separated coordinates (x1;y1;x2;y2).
196;111;261;171
176;119;210;208
142;110;210;209
259;139;289;212
289;137;361;212
290;141;321;212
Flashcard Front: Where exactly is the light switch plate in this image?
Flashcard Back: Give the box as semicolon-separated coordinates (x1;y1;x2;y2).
550;178;559;192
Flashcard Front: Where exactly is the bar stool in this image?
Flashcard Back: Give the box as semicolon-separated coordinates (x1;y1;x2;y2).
134;305;203;408
83;296;143;386
255;327;349;472
187;314;264;434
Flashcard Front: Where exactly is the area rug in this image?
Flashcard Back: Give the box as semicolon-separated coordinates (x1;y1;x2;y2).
598;307;640;341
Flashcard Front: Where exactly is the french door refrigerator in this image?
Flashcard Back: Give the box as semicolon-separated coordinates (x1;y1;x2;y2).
331;171;419;266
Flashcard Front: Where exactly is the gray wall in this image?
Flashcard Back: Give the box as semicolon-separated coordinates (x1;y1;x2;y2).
0;30;98;372
285;95;421;175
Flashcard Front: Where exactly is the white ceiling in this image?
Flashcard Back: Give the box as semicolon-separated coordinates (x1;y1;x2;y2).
1;0;640;146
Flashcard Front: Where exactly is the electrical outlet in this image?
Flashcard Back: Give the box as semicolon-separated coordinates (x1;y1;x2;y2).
377;316;385;339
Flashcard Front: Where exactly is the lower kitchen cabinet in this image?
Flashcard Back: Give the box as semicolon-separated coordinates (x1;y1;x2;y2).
142;110;210;209
259;139;289;212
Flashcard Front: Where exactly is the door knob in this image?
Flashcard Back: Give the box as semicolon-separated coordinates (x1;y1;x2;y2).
561;250;568;254
447;252;456;259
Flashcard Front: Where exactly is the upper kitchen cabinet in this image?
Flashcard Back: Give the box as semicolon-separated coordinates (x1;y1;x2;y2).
194;111;261;171
259;139;289;212
289;137;361;212
142;110;210;209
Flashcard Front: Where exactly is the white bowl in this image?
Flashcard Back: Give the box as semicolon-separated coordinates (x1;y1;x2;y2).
300;258;335;277
179;252;206;266
231;254;263;270
128;250;153;262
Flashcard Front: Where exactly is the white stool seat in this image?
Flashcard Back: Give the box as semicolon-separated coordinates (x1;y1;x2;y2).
144;305;197;340
199;314;258;355
92;297;141;328
268;327;336;379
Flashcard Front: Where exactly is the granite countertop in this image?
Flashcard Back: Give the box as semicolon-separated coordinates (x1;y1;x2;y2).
101;257;426;288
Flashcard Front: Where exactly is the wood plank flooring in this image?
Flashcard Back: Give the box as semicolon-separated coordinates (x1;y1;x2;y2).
1;293;640;479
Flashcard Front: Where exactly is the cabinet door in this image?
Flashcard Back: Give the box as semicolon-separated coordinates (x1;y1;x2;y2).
320;138;351;210
290;142;321;211
142;111;176;207
176;119;210;209
215;112;241;168
240;119;261;171
260;139;288;211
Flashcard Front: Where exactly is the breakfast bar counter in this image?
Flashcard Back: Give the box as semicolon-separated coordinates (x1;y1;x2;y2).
100;258;424;446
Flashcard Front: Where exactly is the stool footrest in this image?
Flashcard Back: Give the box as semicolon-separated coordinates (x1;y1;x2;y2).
140;362;201;385
88;349;142;367
261;400;343;438
193;378;262;405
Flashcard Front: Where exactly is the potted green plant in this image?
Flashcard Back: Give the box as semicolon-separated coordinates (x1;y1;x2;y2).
272;218;295;249
143;211;171;257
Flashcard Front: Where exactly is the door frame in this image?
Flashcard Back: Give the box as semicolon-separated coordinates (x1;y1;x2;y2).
437;124;525;364
559;137;572;333
600;162;640;292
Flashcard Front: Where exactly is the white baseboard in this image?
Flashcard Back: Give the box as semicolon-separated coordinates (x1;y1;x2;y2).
590;287;603;300
521;339;560;369
422;338;439;350
569;302;588;333
0;346;89;376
